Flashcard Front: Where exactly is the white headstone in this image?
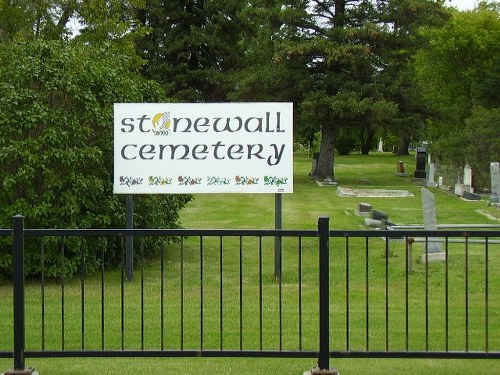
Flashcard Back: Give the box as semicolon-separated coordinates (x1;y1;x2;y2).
378;138;383;152
426;163;437;187
421;188;441;254
463;164;472;188
491;162;500;197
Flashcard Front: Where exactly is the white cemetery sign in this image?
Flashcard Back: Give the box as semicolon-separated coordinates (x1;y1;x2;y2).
114;103;294;194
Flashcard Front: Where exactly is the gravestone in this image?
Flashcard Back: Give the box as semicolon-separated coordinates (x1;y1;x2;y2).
426;163;437;187
364;217;384;228
414;147;427;179
372;209;388;221
454;164;473;197
463;191;481;200
395;161;407;177
420;188;446;263
463;163;473;192
310;152;320;175
491;162;500;198
378;138;383;152
356;202;373;217
454;183;466;196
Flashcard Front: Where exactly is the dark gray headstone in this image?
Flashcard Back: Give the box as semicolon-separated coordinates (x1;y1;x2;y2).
372;209;388;221
414;147;427;179
463;191;481;201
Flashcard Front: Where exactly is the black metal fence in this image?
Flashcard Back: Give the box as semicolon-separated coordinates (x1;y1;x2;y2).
1;215;500;374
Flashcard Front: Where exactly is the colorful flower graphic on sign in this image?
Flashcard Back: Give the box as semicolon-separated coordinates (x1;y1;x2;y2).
120;176;144;187
207;176;231;186
235;176;259;185
178;176;202;185
148;176;173;186
264;176;288;186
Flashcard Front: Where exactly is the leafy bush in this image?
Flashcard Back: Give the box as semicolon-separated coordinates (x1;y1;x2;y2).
0;41;192;278
336;131;358;156
431;107;500;192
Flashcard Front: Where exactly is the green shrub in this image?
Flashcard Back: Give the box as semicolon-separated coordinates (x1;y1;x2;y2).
0;41;192;278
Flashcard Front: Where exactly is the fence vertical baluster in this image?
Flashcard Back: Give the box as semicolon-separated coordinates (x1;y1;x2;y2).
61;238;65;351
239;236;243;351
101;239;105;351
120;237;125;350
140;240;145;351
445;237;449;352
345;237;349;352
259;236;263;351
200;236;204;351
219;236;224;351
279;237;283;352
405;236;409;352
298;236;303;351
365;237;369;352
41;238;45;352
425;237;429;352
80;241;85;351
465;236;469;352
160;241;165;351
180;237;184;351
385;236;389;352
485;237;489;352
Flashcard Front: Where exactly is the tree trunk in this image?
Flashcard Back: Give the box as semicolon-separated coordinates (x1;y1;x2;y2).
310;0;344;181
396;136;411;155
310;123;336;181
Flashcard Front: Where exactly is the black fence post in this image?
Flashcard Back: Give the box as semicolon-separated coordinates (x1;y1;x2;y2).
309;217;338;375
5;215;36;375
13;215;26;371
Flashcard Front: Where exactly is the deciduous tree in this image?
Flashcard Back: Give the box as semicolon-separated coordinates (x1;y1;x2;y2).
0;41;192;277
414;4;500;189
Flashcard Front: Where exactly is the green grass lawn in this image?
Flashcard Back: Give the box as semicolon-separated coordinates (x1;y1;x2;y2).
180;152;498;230
1;151;500;375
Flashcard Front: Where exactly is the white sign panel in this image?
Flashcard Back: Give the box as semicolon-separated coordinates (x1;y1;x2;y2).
114;103;293;194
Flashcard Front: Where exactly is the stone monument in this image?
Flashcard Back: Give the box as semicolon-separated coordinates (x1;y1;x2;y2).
463;163;473;192
426;163;437;187
414;147;427;179
356;202;373;217
396;160;407;177
491;162;500;203
378;138;383;152
454;164;473;197
420;188;446;263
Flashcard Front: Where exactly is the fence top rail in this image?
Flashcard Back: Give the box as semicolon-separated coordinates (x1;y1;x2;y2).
0;229;12;236
19;228;317;238
389;224;500;229
330;229;500;238
0;227;496;239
